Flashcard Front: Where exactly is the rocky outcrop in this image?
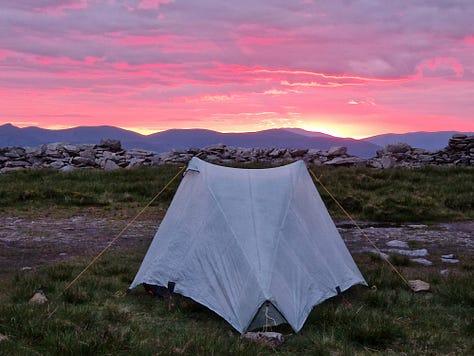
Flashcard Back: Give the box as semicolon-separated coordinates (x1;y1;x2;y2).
0;135;473;173
367;134;474;168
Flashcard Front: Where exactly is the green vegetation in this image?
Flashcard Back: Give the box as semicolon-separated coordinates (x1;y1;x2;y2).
0;252;472;355
0;164;472;221
310;165;474;222
0;165;473;354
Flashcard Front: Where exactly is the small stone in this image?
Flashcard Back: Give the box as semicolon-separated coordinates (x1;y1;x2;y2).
386;240;409;248
386;248;429;257
441;254;455;259
242;331;285;348
60;165;76;172
407;224;427;229
21;266;33;271
440;269;450;277
411;258;433;266
29;290;48;304
441;258;459;264
408;279;430;292
0;334;9;342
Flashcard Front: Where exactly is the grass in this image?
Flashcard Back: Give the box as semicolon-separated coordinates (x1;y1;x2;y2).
310;165;474;222
0;164;472;222
0;252;473;355
0;164;473;354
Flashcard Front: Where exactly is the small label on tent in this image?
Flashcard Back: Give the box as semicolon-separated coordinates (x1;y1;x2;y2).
335;286;341;294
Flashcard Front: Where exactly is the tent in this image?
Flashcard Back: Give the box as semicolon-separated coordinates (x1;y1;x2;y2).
129;157;366;333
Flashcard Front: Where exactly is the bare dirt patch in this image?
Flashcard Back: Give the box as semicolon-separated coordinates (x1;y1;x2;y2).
0;214;472;278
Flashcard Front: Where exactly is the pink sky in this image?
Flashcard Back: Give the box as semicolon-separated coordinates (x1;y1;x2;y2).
1;0;473;138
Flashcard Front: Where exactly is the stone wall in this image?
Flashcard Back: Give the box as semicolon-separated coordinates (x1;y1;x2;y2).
0;135;473;173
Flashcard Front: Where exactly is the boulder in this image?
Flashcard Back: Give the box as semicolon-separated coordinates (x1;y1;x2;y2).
99;139;122;152
103;159;120;171
384;142;412;154
324;156;366;166
328;146;347;156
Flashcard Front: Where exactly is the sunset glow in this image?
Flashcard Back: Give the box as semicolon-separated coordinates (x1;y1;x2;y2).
1;1;473;138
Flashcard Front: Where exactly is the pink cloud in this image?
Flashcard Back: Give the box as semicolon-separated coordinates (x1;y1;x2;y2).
138;0;174;10
0;1;473;137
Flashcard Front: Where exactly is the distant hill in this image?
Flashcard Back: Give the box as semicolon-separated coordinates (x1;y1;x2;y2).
364;131;474;151
0;123;380;157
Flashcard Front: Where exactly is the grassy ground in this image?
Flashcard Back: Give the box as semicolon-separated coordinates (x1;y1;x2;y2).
0;165;473;354
0;165;472;221
0;252;472;355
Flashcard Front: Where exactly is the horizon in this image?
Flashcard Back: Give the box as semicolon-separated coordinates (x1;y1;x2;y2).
1;1;473;137
3;122;473;140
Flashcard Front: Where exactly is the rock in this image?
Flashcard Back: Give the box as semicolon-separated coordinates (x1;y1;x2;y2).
369;249;390;261
72;156;96;167
386;240;409;248
5;160;30;167
127;157;146;168
29;290;48;304
0;333;9;343
60;165;76;172
289;148;308;157
268;148;286;158
381;155;396;169
103;159;120;171
407;224;427;229
408;279;430;292
48;160;66;169
441;258;459;264
203;144;226;152
440;269;450;277
4;147;25;158
384;142;412;154
0;167;25;173
441;254;455;259
1;134;473;173
242;332;284;348
386;248;428;257
328;146;347;156
99;139;122;152
411;258;433;266
324;157;366;166
63;144;81;154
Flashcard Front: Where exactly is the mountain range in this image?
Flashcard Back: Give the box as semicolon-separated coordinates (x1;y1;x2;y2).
1;123;472;158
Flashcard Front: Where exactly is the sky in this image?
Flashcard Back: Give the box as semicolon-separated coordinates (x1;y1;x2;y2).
1;0;473;138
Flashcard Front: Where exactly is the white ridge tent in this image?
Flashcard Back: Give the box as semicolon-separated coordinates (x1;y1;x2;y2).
130;157;366;333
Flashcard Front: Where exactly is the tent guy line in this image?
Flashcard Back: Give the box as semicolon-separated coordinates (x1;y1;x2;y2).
63;165;187;292
307;168;412;289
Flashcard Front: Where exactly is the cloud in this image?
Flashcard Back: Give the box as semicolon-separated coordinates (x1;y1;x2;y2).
0;1;473;136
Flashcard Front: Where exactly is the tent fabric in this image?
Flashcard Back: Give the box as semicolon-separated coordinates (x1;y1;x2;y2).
130;157;366;333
